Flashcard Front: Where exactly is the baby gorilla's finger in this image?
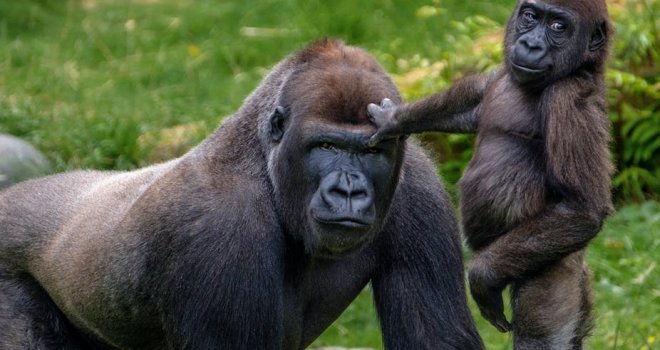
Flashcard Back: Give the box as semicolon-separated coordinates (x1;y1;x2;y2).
367;103;382;120
495;316;512;333
477;302;510;333
368;133;383;147
380;98;395;109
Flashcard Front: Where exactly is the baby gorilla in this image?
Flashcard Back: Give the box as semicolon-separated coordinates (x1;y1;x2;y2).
368;1;613;349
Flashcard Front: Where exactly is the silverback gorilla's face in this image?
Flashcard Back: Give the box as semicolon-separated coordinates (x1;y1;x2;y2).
268;64;404;258
301;126;400;257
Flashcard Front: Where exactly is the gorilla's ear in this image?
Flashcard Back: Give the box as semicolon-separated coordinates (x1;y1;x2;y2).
269;106;288;143
589;21;607;52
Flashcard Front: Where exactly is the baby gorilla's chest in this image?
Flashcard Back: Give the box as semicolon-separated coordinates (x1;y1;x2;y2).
460;131;547;228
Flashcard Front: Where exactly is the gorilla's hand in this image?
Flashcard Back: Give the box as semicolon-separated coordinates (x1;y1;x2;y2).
468;254;511;333
367;98;399;147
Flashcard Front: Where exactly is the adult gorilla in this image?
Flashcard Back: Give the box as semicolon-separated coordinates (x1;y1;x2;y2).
0;40;483;349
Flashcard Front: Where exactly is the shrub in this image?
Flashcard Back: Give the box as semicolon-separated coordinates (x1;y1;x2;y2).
607;0;659;201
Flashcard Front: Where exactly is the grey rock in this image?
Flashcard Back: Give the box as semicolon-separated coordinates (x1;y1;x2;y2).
0;134;52;189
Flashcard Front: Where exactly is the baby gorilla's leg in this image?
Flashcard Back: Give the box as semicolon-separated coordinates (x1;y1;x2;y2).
511;250;593;350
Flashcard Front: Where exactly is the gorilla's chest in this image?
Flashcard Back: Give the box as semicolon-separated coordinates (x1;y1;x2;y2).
479;77;544;138
460;133;546;226
460;83;547;229
282;250;376;350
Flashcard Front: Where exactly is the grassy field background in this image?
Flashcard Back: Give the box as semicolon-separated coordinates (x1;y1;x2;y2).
0;1;657;349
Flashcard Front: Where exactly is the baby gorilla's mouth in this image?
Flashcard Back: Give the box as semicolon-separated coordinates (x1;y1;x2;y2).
511;62;548;74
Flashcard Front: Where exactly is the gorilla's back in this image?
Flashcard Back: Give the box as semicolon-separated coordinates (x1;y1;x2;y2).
0;160;178;267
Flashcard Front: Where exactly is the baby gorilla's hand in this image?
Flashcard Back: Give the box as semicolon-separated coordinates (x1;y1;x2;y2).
367;98;399;147
468;254;512;333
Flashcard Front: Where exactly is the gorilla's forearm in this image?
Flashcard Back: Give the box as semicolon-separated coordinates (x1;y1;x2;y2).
394;74;490;134
373;168;485;350
471;202;604;283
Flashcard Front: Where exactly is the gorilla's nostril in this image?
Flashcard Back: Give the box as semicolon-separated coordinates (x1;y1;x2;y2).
330;188;348;198
329;187;368;201
318;170;374;213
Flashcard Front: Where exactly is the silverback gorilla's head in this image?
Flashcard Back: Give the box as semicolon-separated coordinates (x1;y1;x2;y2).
265;40;405;259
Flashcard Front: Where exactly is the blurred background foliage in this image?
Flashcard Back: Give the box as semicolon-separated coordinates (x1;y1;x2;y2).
0;0;657;349
607;0;659;202
0;0;655;201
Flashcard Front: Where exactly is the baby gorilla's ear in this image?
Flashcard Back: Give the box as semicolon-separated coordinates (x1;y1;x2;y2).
269;106;288;142
589;21;608;52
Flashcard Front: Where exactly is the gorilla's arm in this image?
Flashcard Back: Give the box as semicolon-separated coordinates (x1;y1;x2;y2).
467;77;613;332
161;228;285;350
124;174;287;349
372;154;484;349
368;73;496;146
467;202;603;332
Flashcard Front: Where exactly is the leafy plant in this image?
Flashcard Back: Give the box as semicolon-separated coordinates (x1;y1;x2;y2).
607;0;659;201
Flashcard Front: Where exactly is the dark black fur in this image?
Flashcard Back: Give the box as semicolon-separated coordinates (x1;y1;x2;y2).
0;40;483;349
368;1;613;349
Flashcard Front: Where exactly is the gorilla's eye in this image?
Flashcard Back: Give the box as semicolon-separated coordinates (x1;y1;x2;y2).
320;142;336;151
549;20;566;32
365;147;381;154
522;9;538;23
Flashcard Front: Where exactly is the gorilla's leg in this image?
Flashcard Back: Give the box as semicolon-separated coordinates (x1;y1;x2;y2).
570;264;595;350
511;250;593;350
0;267;91;349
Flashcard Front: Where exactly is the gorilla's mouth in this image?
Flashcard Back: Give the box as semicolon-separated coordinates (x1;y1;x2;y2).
308;208;377;259
313;215;373;228
511;62;548;74
510;62;550;86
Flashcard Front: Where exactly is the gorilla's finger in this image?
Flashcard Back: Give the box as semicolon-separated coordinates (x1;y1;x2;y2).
368;134;382;147
367;103;382;119
381;98;395;109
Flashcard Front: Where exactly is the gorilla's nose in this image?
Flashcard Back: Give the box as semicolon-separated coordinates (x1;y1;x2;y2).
321;170;374;214
514;35;547;66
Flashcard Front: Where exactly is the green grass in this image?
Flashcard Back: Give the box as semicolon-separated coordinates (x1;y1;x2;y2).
1;1;658;349
0;0;514;170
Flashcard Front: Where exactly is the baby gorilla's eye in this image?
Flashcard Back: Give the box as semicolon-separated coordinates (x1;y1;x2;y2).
549;20;566;32
320;142;336;151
